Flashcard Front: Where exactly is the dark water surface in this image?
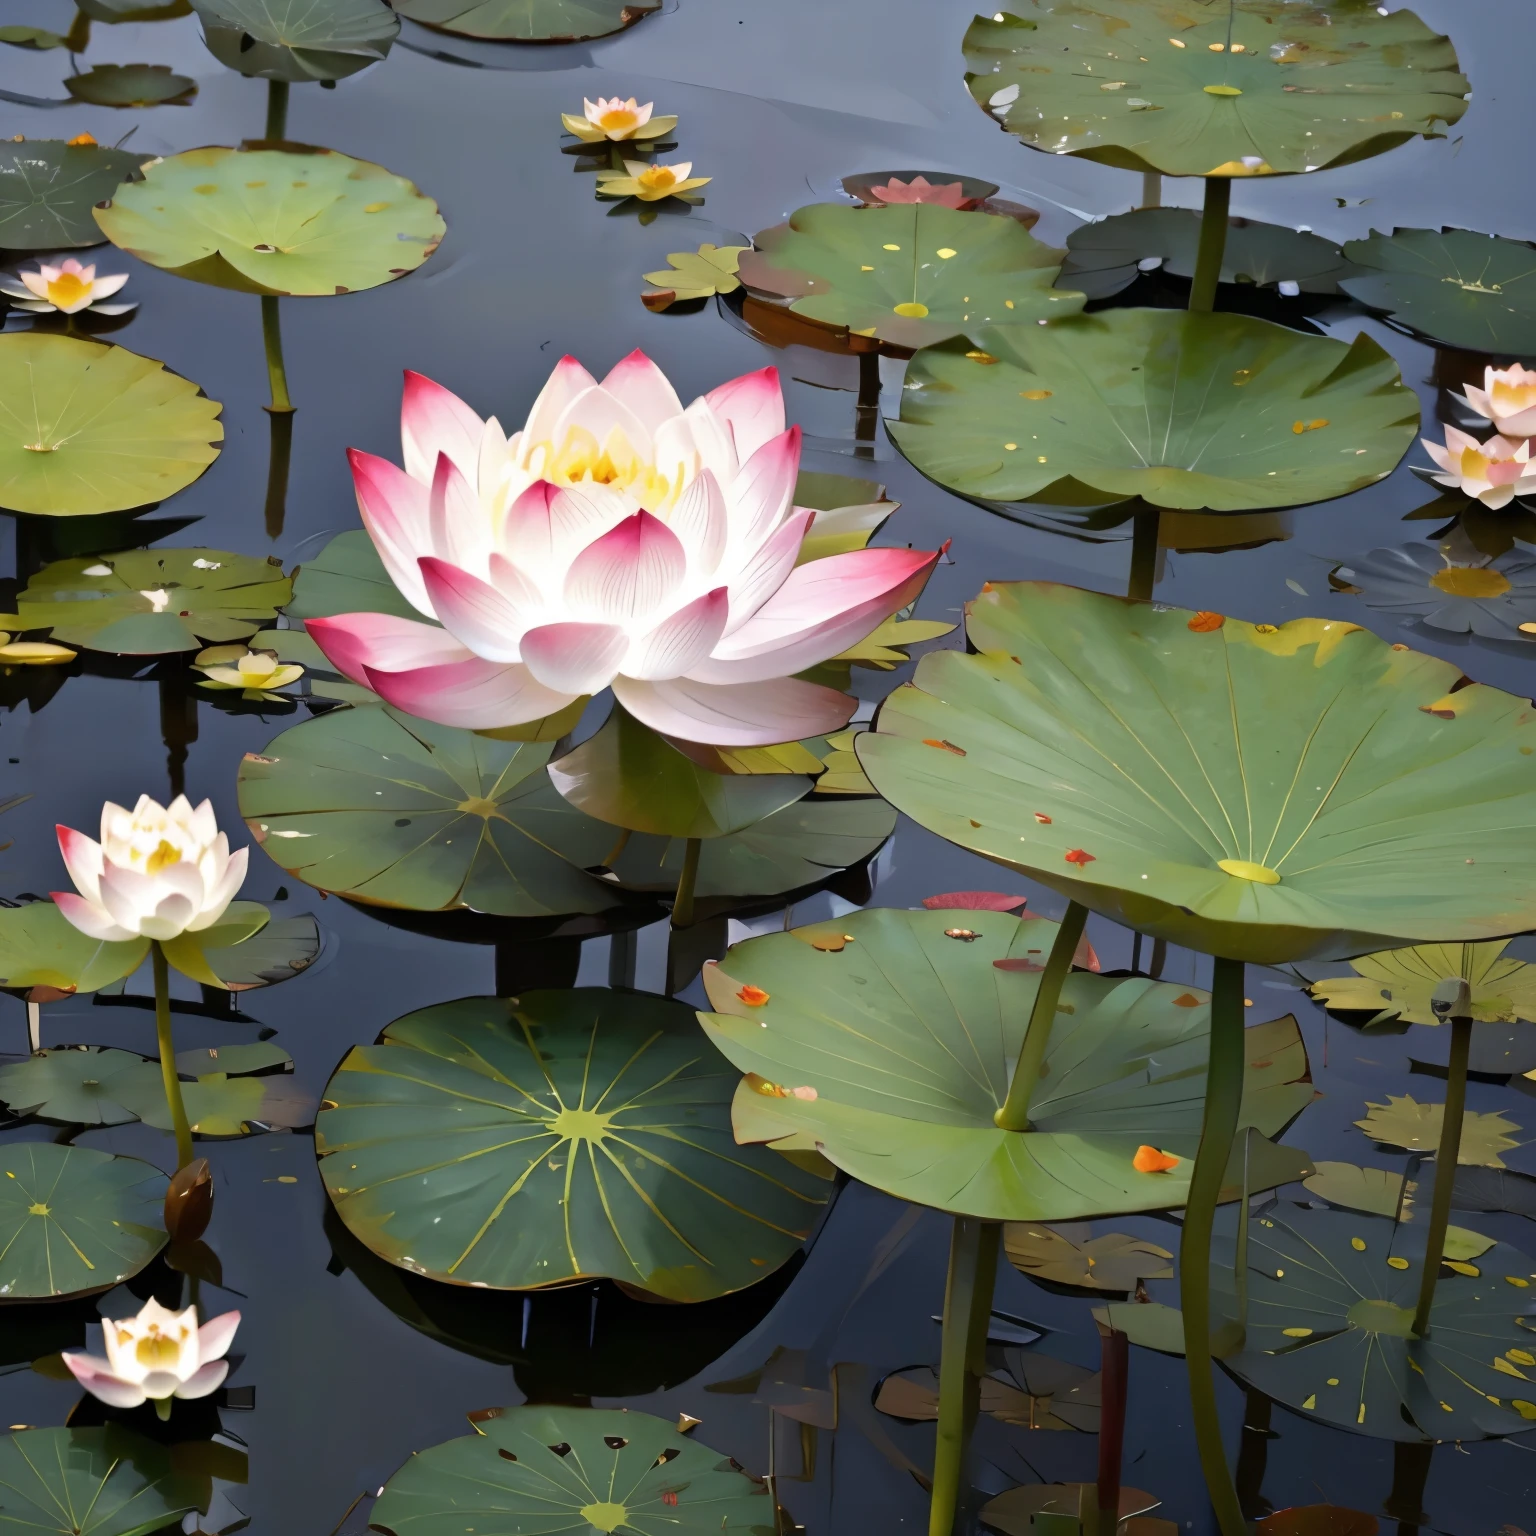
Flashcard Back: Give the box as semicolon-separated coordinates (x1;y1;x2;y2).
3;1;1536;1530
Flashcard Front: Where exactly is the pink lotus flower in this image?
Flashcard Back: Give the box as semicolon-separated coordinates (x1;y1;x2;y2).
63;1298;239;1417
866;176;972;210
1422;426;1536;509
1462;364;1536;441
308;353;940;745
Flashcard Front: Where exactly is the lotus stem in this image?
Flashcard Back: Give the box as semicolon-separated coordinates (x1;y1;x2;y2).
671;836;702;928
1233;1387;1272;1519
264;407;294;541
152;943;195;1172
993;900;1087;1131
1128;506;1160;600
929;1215;1000;1536
1149;937;1167;978
63;8;90;52
1095;1325;1129;1536
855;351;881;445
1179;953;1247;1536
262;297;294;414
1140;171;1162;210
158;664;197;800
265;78;289;142
1189;176;1232;314
26;1000;41;1055
1411;1012;1472;1338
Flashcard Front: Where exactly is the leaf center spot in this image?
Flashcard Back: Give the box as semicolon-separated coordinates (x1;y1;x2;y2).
1430;566;1511;599
1346;1297;1416;1337
1203;84;1242;96
455;796;501;818
550;1107;614;1143
1217;858;1281;885
893;301;930;318
27;1202;49;1217
580;1502;629;1532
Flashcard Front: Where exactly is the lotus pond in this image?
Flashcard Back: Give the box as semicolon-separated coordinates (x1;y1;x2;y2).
1;1;1535;1533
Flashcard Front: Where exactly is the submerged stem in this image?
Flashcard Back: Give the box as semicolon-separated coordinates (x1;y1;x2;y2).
152;944;195;1172
1412;1006;1472;1338
671;836;702;928
264;407;294;541
1095;1325;1129;1536
1179;954;1247;1536
265;78;289;142
1128;506;1160;601
929;1216;1000;1536
262;296;294;413
993;901;1087;1131
1188;176;1232;313
1139;170;1162;210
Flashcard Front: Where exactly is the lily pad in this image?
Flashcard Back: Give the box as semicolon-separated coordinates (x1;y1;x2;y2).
392;0;660;43
981;1483;1163;1535
0;139;146;251
1355;1095;1520;1167
642;243;745;311
112;1062;311;1136
1302;1162;1414;1221
0;1142;165;1299
1339;228;1536;354
0;1426;203;1536
739;202;1083;352
1060;209;1355;301
1004;1225;1174;1292
285;529;419;623
0;900;146;999
200;911;320;989
65;64;197;108
0;1047;151;1125
698;906;1314;1221
856;582;1536;963
1449;1166;1536;1220
0;335;222;517
371;1406;773;1535
318;990;830;1299
94;145;444;297
1310;941;1536;1028
890;312;1417;513
78;0;192;18
963;2;1467;178
176;1042;292;1075
190;0;397;82
549;706;811;840
0;26;68;48
1090;1300;1188;1356
236;705;626;917
1332;545;1536;639
1216;1202;1536;1441
877;1350;1101;1432
15;549;288;653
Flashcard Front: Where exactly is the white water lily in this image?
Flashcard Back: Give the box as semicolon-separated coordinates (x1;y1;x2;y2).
1461;363;1536;441
195;645;304;702
52;794;248;942
561;96;677;144
0;257;133;316
63;1298;239;1414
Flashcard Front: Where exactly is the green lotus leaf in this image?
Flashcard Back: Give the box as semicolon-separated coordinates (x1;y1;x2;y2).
856;582;1536;963
175;1041;292;1075
78;0;191;19
550;706;811;840
698;907;1314;1221
15;548;288;654
0;1047;151;1125
1310;941;1536;1027
236;704;629;916
890;311;1417;513
963;1;1467;178
94;145;444;297
110;1061;310;1136
156;899;269;986
1355;1094;1520;1167
643;243;745;310
739;203;1083;351
318;990;831;1299
1449;1166;1536;1220
1060;208;1356;300
1003;1224;1174;1292
0;1426;204;1536
0;1142;165;1299
393;0;660;42
199;911;320;989
0;25;67;48
1090;1300;1187;1355
1215;1203;1536;1441
0;336;222;517
1302;1161;1414;1220
1339;227;1536;353
372;1406;773;1535
284;528;420;623
65;63;197;108
190;0;397;82
0;900;147;997
0;139;147;251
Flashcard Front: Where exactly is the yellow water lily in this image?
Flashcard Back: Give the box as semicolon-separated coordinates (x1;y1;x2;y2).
596;159;711;203
0;632;75;665
0;257;133;316
195;645;304;703
561;96;677;143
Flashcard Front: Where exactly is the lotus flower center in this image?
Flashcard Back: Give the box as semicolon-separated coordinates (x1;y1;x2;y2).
1493;380;1536;411
580;1503;629;1532
134;1331;184;1369
1430;566;1511;598
47;272;89;308
1346;1297;1416;1337
893;302;930;318
455;796;501;819
550;1106;614;1142
144;838;185;875
1217;859;1281;885
543;424;680;510
598;109;639;133
638;165;678;193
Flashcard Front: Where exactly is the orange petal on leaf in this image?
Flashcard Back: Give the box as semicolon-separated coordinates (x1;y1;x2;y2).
737;985;770;1006
1064;848;1096;866
1188;611;1225;632
1134;1145;1181;1173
